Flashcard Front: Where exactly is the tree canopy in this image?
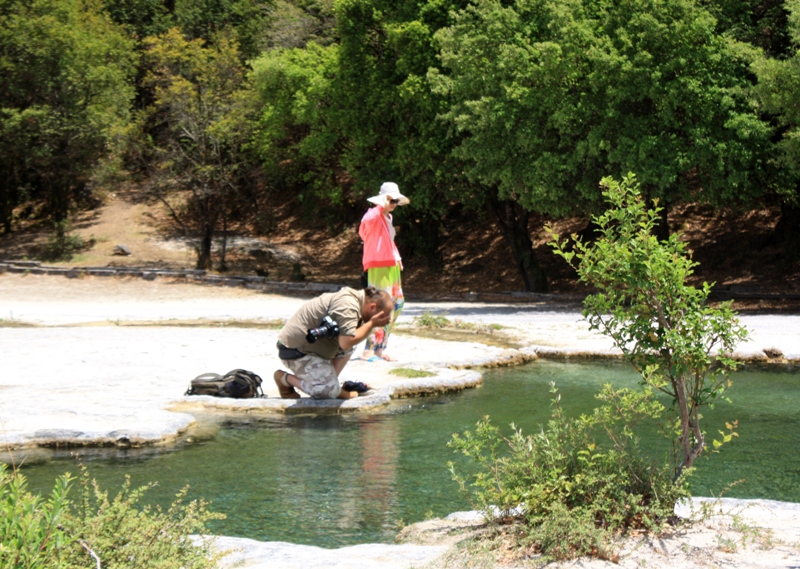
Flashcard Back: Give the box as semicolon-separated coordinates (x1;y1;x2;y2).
432;0;776;218
1;0;799;285
142;28;256;270
0;0;136;232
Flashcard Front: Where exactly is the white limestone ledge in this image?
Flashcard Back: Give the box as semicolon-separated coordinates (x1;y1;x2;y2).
2;411;197;450
524;345;624;359
446;348;538;369
205;498;800;569
675;497;800;543
525;344;800;364
167;369;483;415
383;368;483;397
168;391;393;415
205;536;448;569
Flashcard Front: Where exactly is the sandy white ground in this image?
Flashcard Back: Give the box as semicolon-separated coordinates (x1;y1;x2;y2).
1;273;799;568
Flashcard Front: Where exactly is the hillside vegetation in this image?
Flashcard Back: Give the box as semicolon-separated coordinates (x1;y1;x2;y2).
3;0;800;301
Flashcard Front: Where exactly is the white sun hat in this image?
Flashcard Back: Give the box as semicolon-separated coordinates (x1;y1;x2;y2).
367;181;410;206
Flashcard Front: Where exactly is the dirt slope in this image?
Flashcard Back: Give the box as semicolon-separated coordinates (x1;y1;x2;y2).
1;189;799;310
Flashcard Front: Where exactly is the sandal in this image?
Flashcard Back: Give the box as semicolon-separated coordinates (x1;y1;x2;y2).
273;370;300;399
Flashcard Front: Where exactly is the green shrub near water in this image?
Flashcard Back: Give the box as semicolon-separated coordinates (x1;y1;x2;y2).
390;368;437;378
0;464;224;568
40;221;92;262
548;174;748;478
0;465;71;568
450;174;746;561
414;310;450;329
413;311;503;333
449;384;690;560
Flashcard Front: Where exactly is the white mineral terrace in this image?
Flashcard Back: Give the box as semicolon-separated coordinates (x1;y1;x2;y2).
1;273;799;568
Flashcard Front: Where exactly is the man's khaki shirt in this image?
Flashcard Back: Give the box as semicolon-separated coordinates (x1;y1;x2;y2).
277;287;365;359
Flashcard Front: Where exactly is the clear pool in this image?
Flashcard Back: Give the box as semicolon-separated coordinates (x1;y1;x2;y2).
13;359;800;548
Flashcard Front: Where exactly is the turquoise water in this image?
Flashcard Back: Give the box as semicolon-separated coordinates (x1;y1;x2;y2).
14;360;800;548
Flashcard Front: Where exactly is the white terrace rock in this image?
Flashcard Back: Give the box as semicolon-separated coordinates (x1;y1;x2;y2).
3;272;800;449
0;325;492;448
207;537;448;569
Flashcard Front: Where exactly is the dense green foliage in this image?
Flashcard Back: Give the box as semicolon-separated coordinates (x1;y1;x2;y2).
0;465;71;568
1;0;800;282
432;0;775;216
0;464;223;569
251;42;343;207
450;384;690;560
0;0;136;233
549;174;749;477
173;0;274;60
753;0;800;180
103;0;276;58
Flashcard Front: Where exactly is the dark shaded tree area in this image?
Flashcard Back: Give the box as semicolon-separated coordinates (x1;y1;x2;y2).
3;0;800;283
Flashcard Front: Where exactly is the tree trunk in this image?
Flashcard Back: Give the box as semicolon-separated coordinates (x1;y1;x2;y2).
488;192;548;292
0;183;12;234
48;147;72;224
47;175;69;224
654;200;670;242
406;213;443;272
196;222;213;270
775;199;800;257
218;213;228;272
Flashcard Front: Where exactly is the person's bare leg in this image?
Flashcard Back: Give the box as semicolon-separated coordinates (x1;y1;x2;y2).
373;349;394;361
285;374;303;390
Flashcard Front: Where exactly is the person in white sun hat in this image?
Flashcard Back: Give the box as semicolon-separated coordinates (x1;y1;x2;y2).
358;181;410;361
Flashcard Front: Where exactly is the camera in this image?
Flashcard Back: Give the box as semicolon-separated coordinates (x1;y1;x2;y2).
306;315;340;343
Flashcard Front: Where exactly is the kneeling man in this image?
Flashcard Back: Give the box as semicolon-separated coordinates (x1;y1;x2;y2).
274;286;393;399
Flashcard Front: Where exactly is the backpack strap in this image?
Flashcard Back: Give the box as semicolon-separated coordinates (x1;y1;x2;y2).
185;372;224;396
193;372;223;381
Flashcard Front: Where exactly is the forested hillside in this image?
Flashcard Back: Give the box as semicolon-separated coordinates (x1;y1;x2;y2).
2;0;800;295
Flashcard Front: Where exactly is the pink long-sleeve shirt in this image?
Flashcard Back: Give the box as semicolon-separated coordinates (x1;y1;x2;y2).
359;205;402;271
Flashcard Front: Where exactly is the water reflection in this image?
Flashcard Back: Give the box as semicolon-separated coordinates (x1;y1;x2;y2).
10;359;800;548
218;414;404;545
338;417;399;537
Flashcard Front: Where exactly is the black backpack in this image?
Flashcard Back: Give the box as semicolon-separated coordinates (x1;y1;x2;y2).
185;369;265;398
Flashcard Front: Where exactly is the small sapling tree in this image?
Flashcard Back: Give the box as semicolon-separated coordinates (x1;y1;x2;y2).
141;28;256;271
547;173;749;479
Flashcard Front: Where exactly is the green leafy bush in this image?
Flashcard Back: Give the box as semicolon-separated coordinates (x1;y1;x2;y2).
413;310;450;328
0;464;224;569
548;173;748;478
0;465;71;569
449;384;690;560
62;466;225;569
